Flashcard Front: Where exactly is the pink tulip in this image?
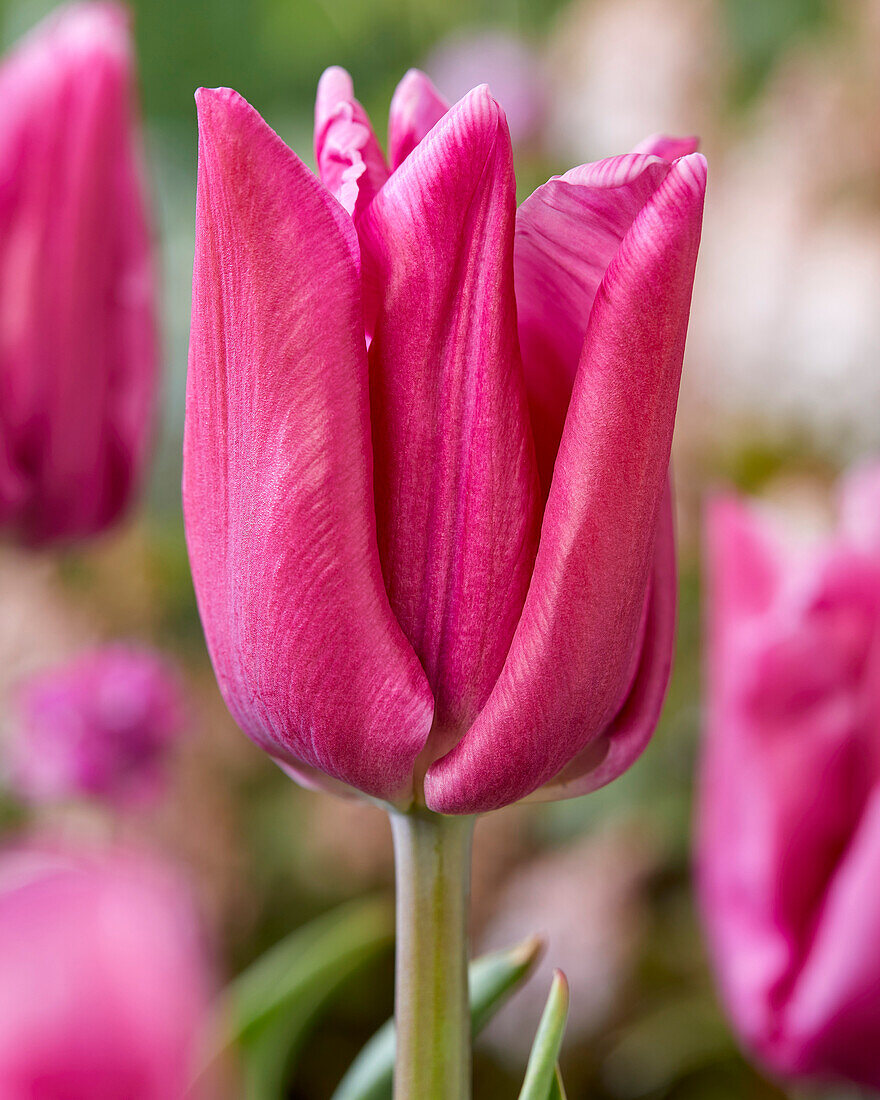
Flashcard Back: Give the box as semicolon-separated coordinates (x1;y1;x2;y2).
183;69;705;812
0;3;157;545
0;843;212;1099
6;645;186;806
699;467;880;1089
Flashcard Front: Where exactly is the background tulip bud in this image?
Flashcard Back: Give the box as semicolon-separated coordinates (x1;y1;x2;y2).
699;468;880;1090
0;2;157;545
5;644;186;807
0;843;212;1098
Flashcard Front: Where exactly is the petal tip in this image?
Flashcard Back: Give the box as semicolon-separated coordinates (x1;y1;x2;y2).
24;1;131;69
58;2;129;44
448;83;508;149
195;85;242;114
632;132;701;160
397;66;429;88
315;65;355;113
391;67;448;107
469;81;497;108
195;86;259;143
317;64;353;86
675;150;708;190
390;66;447;109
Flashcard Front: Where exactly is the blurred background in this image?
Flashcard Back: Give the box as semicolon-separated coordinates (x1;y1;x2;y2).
0;0;875;1096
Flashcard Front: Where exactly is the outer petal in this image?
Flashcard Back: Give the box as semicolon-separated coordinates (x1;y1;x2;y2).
0;2;157;544
359;88;540;749
314;66;388;220
183;88;432;803
426;154;706;813
387;69;449;170
514;154;673;495
531;481;676;801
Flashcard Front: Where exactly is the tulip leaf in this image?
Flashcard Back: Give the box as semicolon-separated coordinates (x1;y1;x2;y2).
331;934;544;1100
547;1064;567;1100
194;895;394;1096
517;970;570;1100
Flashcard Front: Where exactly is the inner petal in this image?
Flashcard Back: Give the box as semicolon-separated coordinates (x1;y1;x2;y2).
359;88;541;750
314;66;388;220
387;69;449;170
514;154;672;497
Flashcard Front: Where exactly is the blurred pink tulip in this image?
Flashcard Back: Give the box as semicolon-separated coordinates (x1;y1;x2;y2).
0;844;212;1099
6;645;186;806
183;70;705;812
0;2;157;545
699;466;880;1089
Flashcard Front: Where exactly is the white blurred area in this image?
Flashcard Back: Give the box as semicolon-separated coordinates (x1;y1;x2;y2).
545;0;724;159
545;0;880;463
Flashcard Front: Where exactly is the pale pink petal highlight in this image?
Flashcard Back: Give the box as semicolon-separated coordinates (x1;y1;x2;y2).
314;66;389;219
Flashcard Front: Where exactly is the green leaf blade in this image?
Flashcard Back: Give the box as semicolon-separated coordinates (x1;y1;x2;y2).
194;894;394;1096
517;970;570;1100
548;1063;567;1100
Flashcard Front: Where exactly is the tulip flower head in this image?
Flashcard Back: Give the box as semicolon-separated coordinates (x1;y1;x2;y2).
184;67;705;813
700;466;880;1089
6;645;186;806
0;2;157;545
0;844;211;1099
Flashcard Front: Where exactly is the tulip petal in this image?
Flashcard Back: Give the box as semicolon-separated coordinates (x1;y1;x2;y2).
514;155;674;495
706;494;783;619
387;69;449;170
184;88;433;803
0;2;157;543
314;66;388;220
631;133;700;159
781;788;880;1088
531;483;676;801
359;87;540;749
426;154;706;813
840;461;880;554
699;490;880;1080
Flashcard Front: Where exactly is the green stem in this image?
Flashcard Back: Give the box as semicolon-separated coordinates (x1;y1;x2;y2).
389;808;475;1100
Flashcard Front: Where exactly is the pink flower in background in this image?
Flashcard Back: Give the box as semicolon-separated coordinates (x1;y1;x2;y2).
184;69;705;812
0;2;157;545
699;465;880;1089
6;645;186;806
423;29;547;146
0;844;212;1099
